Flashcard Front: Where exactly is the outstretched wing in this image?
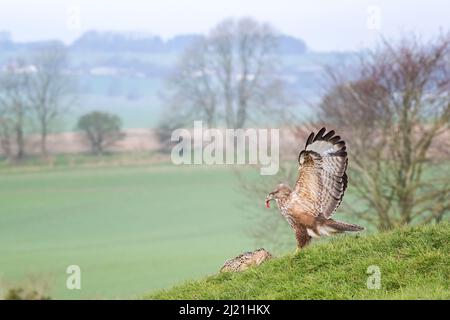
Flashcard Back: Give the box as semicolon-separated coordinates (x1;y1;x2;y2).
292;127;348;218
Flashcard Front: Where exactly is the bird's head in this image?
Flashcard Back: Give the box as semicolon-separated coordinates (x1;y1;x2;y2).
265;183;292;208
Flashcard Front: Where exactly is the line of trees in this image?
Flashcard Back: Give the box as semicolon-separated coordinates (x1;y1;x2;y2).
0;44;124;160
0;43;75;162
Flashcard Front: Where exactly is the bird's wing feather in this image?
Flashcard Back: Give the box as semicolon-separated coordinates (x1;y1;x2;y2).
293;128;348;218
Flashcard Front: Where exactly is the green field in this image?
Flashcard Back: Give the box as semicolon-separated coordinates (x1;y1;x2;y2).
1;159;447;300
148;223;450;299
0;164;263;299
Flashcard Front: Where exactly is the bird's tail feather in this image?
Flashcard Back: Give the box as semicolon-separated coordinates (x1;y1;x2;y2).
325;220;364;232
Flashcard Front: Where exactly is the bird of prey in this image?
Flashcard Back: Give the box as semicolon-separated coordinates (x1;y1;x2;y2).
265;127;363;251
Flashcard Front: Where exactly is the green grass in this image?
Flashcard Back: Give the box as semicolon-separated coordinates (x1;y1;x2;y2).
0;164;257;299
147;223;450;299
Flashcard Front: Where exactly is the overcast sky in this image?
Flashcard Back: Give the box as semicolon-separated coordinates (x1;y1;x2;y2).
1;0;449;51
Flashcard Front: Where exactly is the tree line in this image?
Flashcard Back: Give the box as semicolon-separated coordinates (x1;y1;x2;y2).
0;43;124;161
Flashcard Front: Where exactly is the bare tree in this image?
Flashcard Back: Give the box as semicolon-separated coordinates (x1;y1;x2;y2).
155;109;191;154
161;17;290;131
27;43;75;156
239;34;450;249
0;62;31;162
315;34;450;230
0;117;13;160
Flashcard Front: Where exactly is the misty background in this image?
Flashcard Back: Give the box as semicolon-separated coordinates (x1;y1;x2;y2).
1;0;450;133
0;0;449;300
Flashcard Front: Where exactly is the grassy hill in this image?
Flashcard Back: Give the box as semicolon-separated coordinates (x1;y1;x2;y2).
146;223;450;299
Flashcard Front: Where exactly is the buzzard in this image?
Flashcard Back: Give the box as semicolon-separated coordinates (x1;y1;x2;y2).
265;127;363;251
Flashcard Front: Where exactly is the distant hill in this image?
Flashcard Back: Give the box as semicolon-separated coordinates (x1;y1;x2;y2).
0;30;354;129
0;31;64;51
71;31;307;54
0;30;309;81
70;31;200;53
278;35;307;54
146;223;450;299
0;30;307;55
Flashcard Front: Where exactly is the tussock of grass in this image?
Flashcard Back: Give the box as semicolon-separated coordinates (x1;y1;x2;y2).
146;223;450;299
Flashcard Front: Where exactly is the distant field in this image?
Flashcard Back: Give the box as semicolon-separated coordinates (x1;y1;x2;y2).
67;75;164;130
0;164;265;299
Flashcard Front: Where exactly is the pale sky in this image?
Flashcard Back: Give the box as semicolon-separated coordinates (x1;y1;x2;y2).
1;0;449;51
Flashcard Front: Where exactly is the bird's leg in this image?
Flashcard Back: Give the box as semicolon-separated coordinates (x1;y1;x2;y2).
294;227;311;255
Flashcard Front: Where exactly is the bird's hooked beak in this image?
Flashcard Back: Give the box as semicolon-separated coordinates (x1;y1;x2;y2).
265;194;274;208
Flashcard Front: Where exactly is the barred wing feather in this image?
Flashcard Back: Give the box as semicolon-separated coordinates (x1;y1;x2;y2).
293;128;348;218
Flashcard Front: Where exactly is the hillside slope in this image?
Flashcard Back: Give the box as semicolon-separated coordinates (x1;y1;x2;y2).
146;223;450;299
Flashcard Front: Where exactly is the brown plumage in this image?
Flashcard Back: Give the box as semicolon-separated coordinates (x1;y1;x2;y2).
265;127;363;250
